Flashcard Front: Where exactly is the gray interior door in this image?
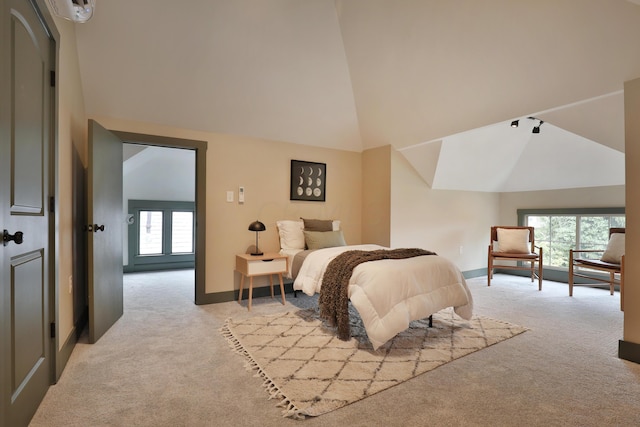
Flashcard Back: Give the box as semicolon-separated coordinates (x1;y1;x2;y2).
87;120;124;343
0;0;53;425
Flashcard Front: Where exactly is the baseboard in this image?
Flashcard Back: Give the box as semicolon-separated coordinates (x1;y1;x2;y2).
196;281;297;305
462;268;486;279
619;340;640;364
124;263;195;273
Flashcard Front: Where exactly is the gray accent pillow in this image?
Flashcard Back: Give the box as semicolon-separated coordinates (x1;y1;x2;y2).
303;230;347;250
302;218;333;231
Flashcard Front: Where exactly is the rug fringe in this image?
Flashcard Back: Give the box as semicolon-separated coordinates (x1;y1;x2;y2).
220;318;308;420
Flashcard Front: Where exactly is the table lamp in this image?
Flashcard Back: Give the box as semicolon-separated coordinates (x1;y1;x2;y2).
248;220;266;256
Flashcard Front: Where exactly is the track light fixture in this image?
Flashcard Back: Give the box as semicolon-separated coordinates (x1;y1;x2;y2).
510;116;544;133
526;116;544;134
532;120;544;134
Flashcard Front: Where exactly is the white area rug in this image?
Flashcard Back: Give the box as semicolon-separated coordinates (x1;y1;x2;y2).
221;307;527;419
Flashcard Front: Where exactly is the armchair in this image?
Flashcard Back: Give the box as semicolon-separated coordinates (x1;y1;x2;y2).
569;227;625;310
488;226;543;290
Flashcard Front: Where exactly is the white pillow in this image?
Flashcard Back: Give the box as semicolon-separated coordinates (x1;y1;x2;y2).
276;220;304;250
496;228;530;254
601;233;625;264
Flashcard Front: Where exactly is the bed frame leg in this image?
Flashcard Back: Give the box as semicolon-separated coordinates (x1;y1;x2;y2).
428;315;433;327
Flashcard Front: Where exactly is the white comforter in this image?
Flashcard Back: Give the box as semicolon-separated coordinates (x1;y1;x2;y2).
293;244;474;349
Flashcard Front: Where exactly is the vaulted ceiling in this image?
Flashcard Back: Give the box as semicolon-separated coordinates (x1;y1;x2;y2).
72;0;640;192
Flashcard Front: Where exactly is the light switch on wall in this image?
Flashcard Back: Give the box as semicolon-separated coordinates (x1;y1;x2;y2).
226;191;234;202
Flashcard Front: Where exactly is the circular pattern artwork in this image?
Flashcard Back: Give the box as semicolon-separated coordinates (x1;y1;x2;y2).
290;160;326;201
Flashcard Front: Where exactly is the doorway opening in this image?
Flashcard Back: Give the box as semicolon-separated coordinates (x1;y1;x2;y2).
112;130;207;305
122;144;196;300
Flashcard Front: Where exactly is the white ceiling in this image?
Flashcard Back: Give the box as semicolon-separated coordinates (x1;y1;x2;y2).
71;0;640;192
400;91;627;192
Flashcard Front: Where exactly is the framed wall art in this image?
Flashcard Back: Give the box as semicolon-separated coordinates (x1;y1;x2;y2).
290;160;326;202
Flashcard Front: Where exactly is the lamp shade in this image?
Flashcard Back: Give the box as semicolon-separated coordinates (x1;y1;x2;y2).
248;220;266;232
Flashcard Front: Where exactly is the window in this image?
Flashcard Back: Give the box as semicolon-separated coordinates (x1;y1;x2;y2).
126;200;195;272
139;210;163;255
519;208;625;269
171;211;194;253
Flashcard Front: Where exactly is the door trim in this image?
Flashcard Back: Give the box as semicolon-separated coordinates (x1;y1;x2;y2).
32;0;61;384
110;130;208;305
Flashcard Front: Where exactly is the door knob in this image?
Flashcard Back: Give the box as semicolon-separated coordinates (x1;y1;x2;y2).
3;230;24;246
85;224;105;232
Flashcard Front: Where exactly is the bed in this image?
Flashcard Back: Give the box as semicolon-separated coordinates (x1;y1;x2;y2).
277;219;474;350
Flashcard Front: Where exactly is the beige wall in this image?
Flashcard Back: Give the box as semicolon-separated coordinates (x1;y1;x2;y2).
390;149;499;272
362;146;391;246
498;186;625;225
52;16;88;350
624;78;640;345
388;150;627;274
90;116;362;295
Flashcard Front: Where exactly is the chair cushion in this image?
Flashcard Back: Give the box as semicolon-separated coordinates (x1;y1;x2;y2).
574;258;621;271
491;251;539;259
496;228;530;254
601;233;625;264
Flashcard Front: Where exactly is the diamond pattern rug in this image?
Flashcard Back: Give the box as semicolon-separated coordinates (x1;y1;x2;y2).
220;307;527;419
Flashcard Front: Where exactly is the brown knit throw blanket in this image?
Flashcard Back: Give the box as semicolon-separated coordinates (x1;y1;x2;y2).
318;248;437;341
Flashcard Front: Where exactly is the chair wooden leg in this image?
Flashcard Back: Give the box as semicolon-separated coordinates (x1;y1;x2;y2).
537;260;542;291
568;253;574;297
487;246;492;287
530;261;535;283
609;272;615;295
537;248;543;291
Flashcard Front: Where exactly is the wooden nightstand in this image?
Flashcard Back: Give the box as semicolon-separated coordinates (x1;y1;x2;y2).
235;253;288;311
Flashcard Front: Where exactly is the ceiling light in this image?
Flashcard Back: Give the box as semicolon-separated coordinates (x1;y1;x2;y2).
532;120;544;134
510;120;519;128
527;117;544;134
47;0;96;23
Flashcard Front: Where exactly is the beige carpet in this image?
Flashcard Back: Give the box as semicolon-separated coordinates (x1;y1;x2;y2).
221;307;527;419
29;272;640;426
